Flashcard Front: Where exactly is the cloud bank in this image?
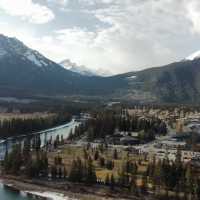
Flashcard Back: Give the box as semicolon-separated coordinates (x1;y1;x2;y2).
0;0;54;24
1;0;200;74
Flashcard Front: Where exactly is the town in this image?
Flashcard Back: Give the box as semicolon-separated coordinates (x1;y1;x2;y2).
2;104;200;199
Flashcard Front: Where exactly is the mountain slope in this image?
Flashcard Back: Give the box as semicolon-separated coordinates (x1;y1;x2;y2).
1;34;200;103
185;51;200;61
117;58;200;103
0;34;126;97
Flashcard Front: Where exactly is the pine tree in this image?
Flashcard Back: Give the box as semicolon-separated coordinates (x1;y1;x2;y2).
195;179;200;200
105;173;110;185
63;167;67;179
153;160;162;194
129;175;138;195
175;146;182;166
185;164;193;196
113;149;118;160
94;150;99;160
99;157;105;167
58;167;62;178
86;158;97;185
3;149;10;173
140;175;148;195
68;160;77;182
68;157;84;183
61;135;64;145
51;165;57;179
118;168;127;187
110;174;115;190
106;160;114;170
8;144;23;174
23;138;31;162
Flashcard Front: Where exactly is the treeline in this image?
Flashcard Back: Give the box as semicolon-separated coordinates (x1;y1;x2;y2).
146;151;200;200
70;110;167;143
3;137;48;177
0;98;102;114
4;137;200;199
2;137;97;186
0;113;71;138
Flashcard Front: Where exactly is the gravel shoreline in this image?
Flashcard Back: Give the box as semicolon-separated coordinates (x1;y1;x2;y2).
0;176;131;200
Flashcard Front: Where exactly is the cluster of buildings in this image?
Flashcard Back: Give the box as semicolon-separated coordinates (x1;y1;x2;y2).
121;107;200;164
152;148;200;163
105;130;140;146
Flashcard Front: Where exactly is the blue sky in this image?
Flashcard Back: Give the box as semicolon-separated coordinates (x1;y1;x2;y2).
1;0;200;74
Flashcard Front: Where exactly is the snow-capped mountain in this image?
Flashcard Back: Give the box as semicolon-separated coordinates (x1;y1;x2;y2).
0;34;53;68
60;59;112;77
0;34;84;95
3;33;200;103
0;34;123;97
185;50;200;61
60;59;97;76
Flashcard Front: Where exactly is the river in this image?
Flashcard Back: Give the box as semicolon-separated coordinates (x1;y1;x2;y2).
0;118;80;199
0;183;31;200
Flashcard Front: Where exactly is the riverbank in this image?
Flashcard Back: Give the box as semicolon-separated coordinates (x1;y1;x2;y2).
1;176;137;200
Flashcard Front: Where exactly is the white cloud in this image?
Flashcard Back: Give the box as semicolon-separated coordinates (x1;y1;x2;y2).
47;0;68;6
42;0;188;73
1;0;200;74
0;0;54;24
186;0;200;34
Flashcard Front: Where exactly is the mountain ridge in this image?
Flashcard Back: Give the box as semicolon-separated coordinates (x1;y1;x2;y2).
0;34;200;103
0;34;127;97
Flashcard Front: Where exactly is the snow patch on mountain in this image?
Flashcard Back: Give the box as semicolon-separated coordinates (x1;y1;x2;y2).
0;34;53;68
185;50;200;61
24;50;49;67
25;52;43;67
127;75;137;80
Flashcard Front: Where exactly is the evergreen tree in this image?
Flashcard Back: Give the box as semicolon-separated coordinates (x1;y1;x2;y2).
140;175;148;195
94;150;99;160
195;179;200;200
61;135;64;145
58;167;62;178
105;173;110;185
63;167;67;179
110;174;115;190
68;157;84;183
129;175;138;195
85;158;97;184
113;149;118;160
99;157;105;167
106;160;114;170
51;165;57;179
23;138;31;162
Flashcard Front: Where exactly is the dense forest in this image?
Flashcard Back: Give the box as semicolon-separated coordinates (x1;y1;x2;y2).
69;110;167;144
3;138;200;200
0;112;71;138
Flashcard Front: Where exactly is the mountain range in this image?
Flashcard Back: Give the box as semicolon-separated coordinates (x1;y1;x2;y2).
60;59;112;77
0;34;125;97
0;34;200;104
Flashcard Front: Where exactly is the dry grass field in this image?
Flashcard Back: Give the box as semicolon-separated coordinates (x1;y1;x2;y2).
47;145;148;183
